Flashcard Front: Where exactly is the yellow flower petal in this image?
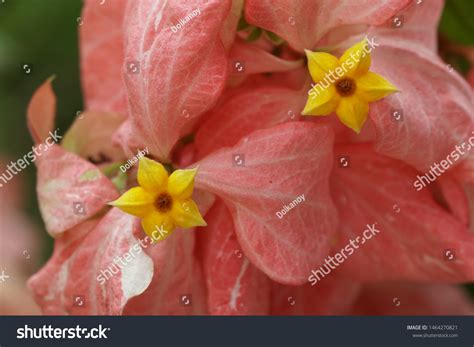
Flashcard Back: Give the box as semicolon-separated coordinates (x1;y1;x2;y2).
305;50;340;83
141;211;175;242
356;72;399;102
168;167;197;200
339;38;371;78
137;157;168;192
335;96;369;133
302;85;340;116
169;199;207;229
109;187;154;217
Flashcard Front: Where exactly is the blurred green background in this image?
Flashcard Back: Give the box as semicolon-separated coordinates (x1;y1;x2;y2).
0;0;473;294
0;0;83;260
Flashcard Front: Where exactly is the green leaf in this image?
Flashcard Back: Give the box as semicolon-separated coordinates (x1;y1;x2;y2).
265;30;284;45
79;169;101;182
237;16;250;31
101;162;126;177
180;133;195;145
440;0;474;45
246;27;262;42
443;53;470;75
111;170;128;193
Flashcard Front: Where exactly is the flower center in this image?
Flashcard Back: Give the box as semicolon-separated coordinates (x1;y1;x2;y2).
335;78;356;96
155;193;173;212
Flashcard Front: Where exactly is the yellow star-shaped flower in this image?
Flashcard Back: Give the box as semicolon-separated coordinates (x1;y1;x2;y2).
302;38;399;133
109;157;207;242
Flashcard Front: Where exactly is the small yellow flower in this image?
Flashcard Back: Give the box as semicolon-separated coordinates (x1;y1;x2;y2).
302;38;399;133
109;157;207;242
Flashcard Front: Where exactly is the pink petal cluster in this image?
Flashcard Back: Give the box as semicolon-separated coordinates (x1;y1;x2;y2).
26;0;474;315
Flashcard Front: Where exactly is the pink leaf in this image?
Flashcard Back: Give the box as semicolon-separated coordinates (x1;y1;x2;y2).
331;144;474;282
463;183;474;233
80;0;128;114
200;200;271;315
271;275;361;315
112;120;148;159
229;38;303;76
360;13;474;171
124;231;207;315
437;175;470;227
36;145;119;237
195;122;338;284
62;111;127;162
452;156;474;233
451;172;474;232
453;146;474;185
220;0;244;50
469;68;474;88
352;283;474;315
195;85;306;158
27;78;56;144
28;209;154;315
363;0;444;52
244;0;411;52
123;0;232;161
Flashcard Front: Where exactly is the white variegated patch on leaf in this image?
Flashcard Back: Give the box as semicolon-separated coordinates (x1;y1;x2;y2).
36;145;119;236
28;209;153;315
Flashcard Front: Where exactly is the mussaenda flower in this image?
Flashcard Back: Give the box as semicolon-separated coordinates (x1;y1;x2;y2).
302;39;399;133
110;157;206;241
25;0;474;316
